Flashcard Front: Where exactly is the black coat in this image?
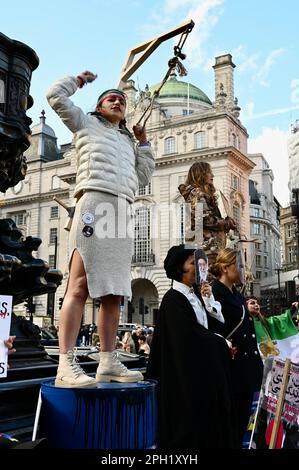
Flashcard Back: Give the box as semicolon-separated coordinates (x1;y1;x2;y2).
146;288;237;450
211;280;263;394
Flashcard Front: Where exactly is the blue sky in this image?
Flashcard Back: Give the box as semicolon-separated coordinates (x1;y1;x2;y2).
1;0;299;206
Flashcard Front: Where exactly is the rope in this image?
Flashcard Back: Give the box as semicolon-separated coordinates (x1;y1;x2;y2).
136;25;192;129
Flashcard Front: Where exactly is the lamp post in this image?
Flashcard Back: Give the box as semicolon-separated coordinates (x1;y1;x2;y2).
291;188;299;276
275;267;282;309
48;236;58;325
139;297;145;326
0;32;39;192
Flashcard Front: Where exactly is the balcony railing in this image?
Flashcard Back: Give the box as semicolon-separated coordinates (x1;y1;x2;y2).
132;252;155;265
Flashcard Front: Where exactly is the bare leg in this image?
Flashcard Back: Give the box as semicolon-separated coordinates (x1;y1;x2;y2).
59;250;89;353
98;295;121;351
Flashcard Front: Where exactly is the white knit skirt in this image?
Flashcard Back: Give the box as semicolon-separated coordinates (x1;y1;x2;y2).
69;191;134;299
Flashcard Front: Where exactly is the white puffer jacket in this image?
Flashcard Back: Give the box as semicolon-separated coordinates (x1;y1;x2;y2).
47;76;155;202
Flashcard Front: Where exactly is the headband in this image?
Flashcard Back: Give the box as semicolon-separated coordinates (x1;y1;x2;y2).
97;89;126;107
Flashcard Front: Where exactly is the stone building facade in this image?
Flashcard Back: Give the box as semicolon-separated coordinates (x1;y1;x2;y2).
248;153;281;291
1;54;277;326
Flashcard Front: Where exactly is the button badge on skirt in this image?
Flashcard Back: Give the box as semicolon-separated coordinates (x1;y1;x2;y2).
82;211;95;225
82;225;94;237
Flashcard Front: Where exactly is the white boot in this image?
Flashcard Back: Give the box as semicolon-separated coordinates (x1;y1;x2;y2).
55;349;97;388
96;351;144;383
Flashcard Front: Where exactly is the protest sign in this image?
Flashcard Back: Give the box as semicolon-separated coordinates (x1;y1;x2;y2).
250;357;299;449
0;295;13;378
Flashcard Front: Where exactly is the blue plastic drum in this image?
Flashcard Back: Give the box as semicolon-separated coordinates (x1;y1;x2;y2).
39;380;157;449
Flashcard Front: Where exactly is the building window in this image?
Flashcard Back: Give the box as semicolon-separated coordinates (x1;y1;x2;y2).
232;133;236;146
288;246;297;263
194;131;205;149
133;207;152;263
164;137;175;154
264;240;268;252
48;255;55;269
51;175;60;189
287;224;295;239
137;181;152;196
256;255;261;267
255;242;261;251
50;206;59;219
255;271;262;279
231;174;240;190
253;223;260;235
182;109;193;116
232;133;239;149
9;211;26;226
253;207;259;217
49;228;57;244
264;272;268;278
264;256;268;268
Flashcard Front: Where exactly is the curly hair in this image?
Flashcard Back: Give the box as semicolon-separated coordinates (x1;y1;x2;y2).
184;162;218;207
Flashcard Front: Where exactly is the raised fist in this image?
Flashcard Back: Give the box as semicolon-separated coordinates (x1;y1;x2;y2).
78;70;98;83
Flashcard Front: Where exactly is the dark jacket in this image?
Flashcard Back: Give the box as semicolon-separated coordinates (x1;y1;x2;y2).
211;280;263;394
146;288;237;450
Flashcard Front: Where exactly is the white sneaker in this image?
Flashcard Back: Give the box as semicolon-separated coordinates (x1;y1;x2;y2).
55;349;97;388
96;351;144;383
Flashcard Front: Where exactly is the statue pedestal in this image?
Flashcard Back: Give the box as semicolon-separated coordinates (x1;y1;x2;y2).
39;380;157;449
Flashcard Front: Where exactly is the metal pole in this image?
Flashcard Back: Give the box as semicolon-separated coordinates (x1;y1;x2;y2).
275;268;281;309
29;296;33;322
291;188;299;278
50;236;58;325
54;236;58;268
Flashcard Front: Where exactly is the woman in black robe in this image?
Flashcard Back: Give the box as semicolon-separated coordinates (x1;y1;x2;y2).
209;248;263;448
146;245;237;450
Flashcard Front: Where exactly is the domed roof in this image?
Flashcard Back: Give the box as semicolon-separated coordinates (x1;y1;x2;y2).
31;110;56;137
149;72;212;105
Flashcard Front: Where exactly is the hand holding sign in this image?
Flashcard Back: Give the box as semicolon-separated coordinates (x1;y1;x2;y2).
4;336;16;355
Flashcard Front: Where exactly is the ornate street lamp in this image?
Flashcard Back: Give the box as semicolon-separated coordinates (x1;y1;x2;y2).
0;34;62;373
0;32;39;192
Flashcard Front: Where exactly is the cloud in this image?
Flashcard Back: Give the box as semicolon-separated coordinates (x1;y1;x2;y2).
248;127;290;207
140;0;225;68
236;47;285;87
242;101;299;121
179;0;225;68
253;48;285;87
290;79;299;104
238;53;260;73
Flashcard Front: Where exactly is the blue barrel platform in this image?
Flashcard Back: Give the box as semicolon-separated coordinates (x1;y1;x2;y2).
39;380;157;449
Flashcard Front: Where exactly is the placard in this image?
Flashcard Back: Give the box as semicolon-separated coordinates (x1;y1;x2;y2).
250;357;299;449
0;295;13;378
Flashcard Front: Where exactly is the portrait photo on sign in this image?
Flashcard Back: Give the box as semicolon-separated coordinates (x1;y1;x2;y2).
194;248;208;284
